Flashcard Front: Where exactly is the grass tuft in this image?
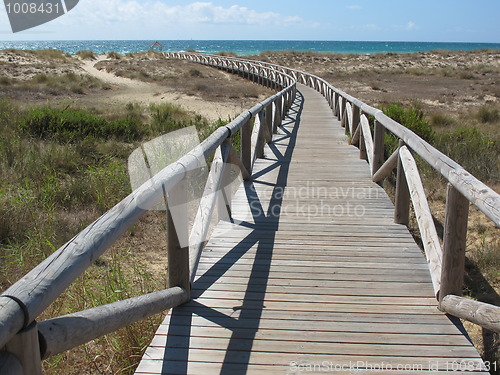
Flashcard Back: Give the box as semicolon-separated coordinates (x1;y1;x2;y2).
477;106;500;123
107;51;122;60
76;50;97;60
435;127;499;182
380;102;435;156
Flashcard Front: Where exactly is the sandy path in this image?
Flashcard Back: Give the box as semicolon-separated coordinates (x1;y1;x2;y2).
80;56;245;121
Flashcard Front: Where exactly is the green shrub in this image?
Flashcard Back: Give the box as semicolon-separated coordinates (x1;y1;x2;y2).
149;103;194;134
430;112;456;128
188;68;203;78
20;107;143;143
380;103;435;156
0;76;11;85
477;106;500;123
435;127;499;182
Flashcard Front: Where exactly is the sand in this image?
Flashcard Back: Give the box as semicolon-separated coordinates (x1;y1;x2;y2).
80;55;249;121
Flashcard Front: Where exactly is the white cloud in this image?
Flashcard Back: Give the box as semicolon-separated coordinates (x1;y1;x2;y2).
347;5;362;10
406;21;417;30
57;1;302;28
392;21;419;31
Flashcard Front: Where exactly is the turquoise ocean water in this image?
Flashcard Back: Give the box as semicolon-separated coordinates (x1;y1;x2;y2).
1;40;500;56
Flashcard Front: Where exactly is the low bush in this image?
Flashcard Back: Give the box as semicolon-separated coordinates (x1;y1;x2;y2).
380;102;435;156
20;106;143;143
429;112;456;128
435;127;498;182
477;106;500;123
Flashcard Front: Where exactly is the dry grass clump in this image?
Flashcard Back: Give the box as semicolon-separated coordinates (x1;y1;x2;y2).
76;50;97;60
0;72;111;96
107;51;122;60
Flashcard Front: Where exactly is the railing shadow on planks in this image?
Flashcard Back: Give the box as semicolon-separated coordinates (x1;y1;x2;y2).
0;51;499;374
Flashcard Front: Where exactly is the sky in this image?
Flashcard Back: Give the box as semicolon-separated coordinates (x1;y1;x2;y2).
1;0;500;43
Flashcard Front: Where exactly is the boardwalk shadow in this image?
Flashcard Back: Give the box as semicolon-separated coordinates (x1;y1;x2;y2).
161;91;305;374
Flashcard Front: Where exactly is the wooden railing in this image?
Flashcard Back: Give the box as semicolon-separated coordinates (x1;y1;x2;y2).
1;51;499;374
170;52;500;333
232;54;499;332
0;55;296;374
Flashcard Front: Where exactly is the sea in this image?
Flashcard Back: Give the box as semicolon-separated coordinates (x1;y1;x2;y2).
1;40;500;56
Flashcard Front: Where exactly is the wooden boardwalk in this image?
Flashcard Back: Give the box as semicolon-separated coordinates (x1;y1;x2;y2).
135;85;487;374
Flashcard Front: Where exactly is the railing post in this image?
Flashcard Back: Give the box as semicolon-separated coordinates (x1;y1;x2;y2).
281;95;287;120
241;117;252;174
274;97;283;131
333;93;339;118
0;351;23;375
439;184;470;307
1;322;42;375
351;104;360;137
359;115;367;161
394;140;411;225
218;140;233;222
167;179;190;292
266;104;273;135
372;120;385;177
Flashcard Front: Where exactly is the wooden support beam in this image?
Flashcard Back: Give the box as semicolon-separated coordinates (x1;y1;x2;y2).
394;140;411;225
240;118;252;175
0;351;23;375
351;104;361;138
334;93;340;117
227;143;251;181
189;144;230;280
372;120;386;176
3;322;41;375
399;146;442;296
274;96;283;129
350;121;361;145
167;178;190;291
359;121;367;161
340;104;347;130
372;147;399;183
346;102;353;135
439;184;469;305
251;115;264;162
360;115;374;168
440;295;500;333
341;97;347;126
217;140;234;222
38;287;189;359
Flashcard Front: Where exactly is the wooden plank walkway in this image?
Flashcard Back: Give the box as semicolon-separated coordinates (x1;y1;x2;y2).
135;85;487;374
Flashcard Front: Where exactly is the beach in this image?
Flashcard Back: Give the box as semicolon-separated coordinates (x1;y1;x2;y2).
1;48;498;120
0;48;498;374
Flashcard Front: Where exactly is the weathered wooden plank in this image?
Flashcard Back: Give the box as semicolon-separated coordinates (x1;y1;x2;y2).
158;316;467;337
140;347;486;369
